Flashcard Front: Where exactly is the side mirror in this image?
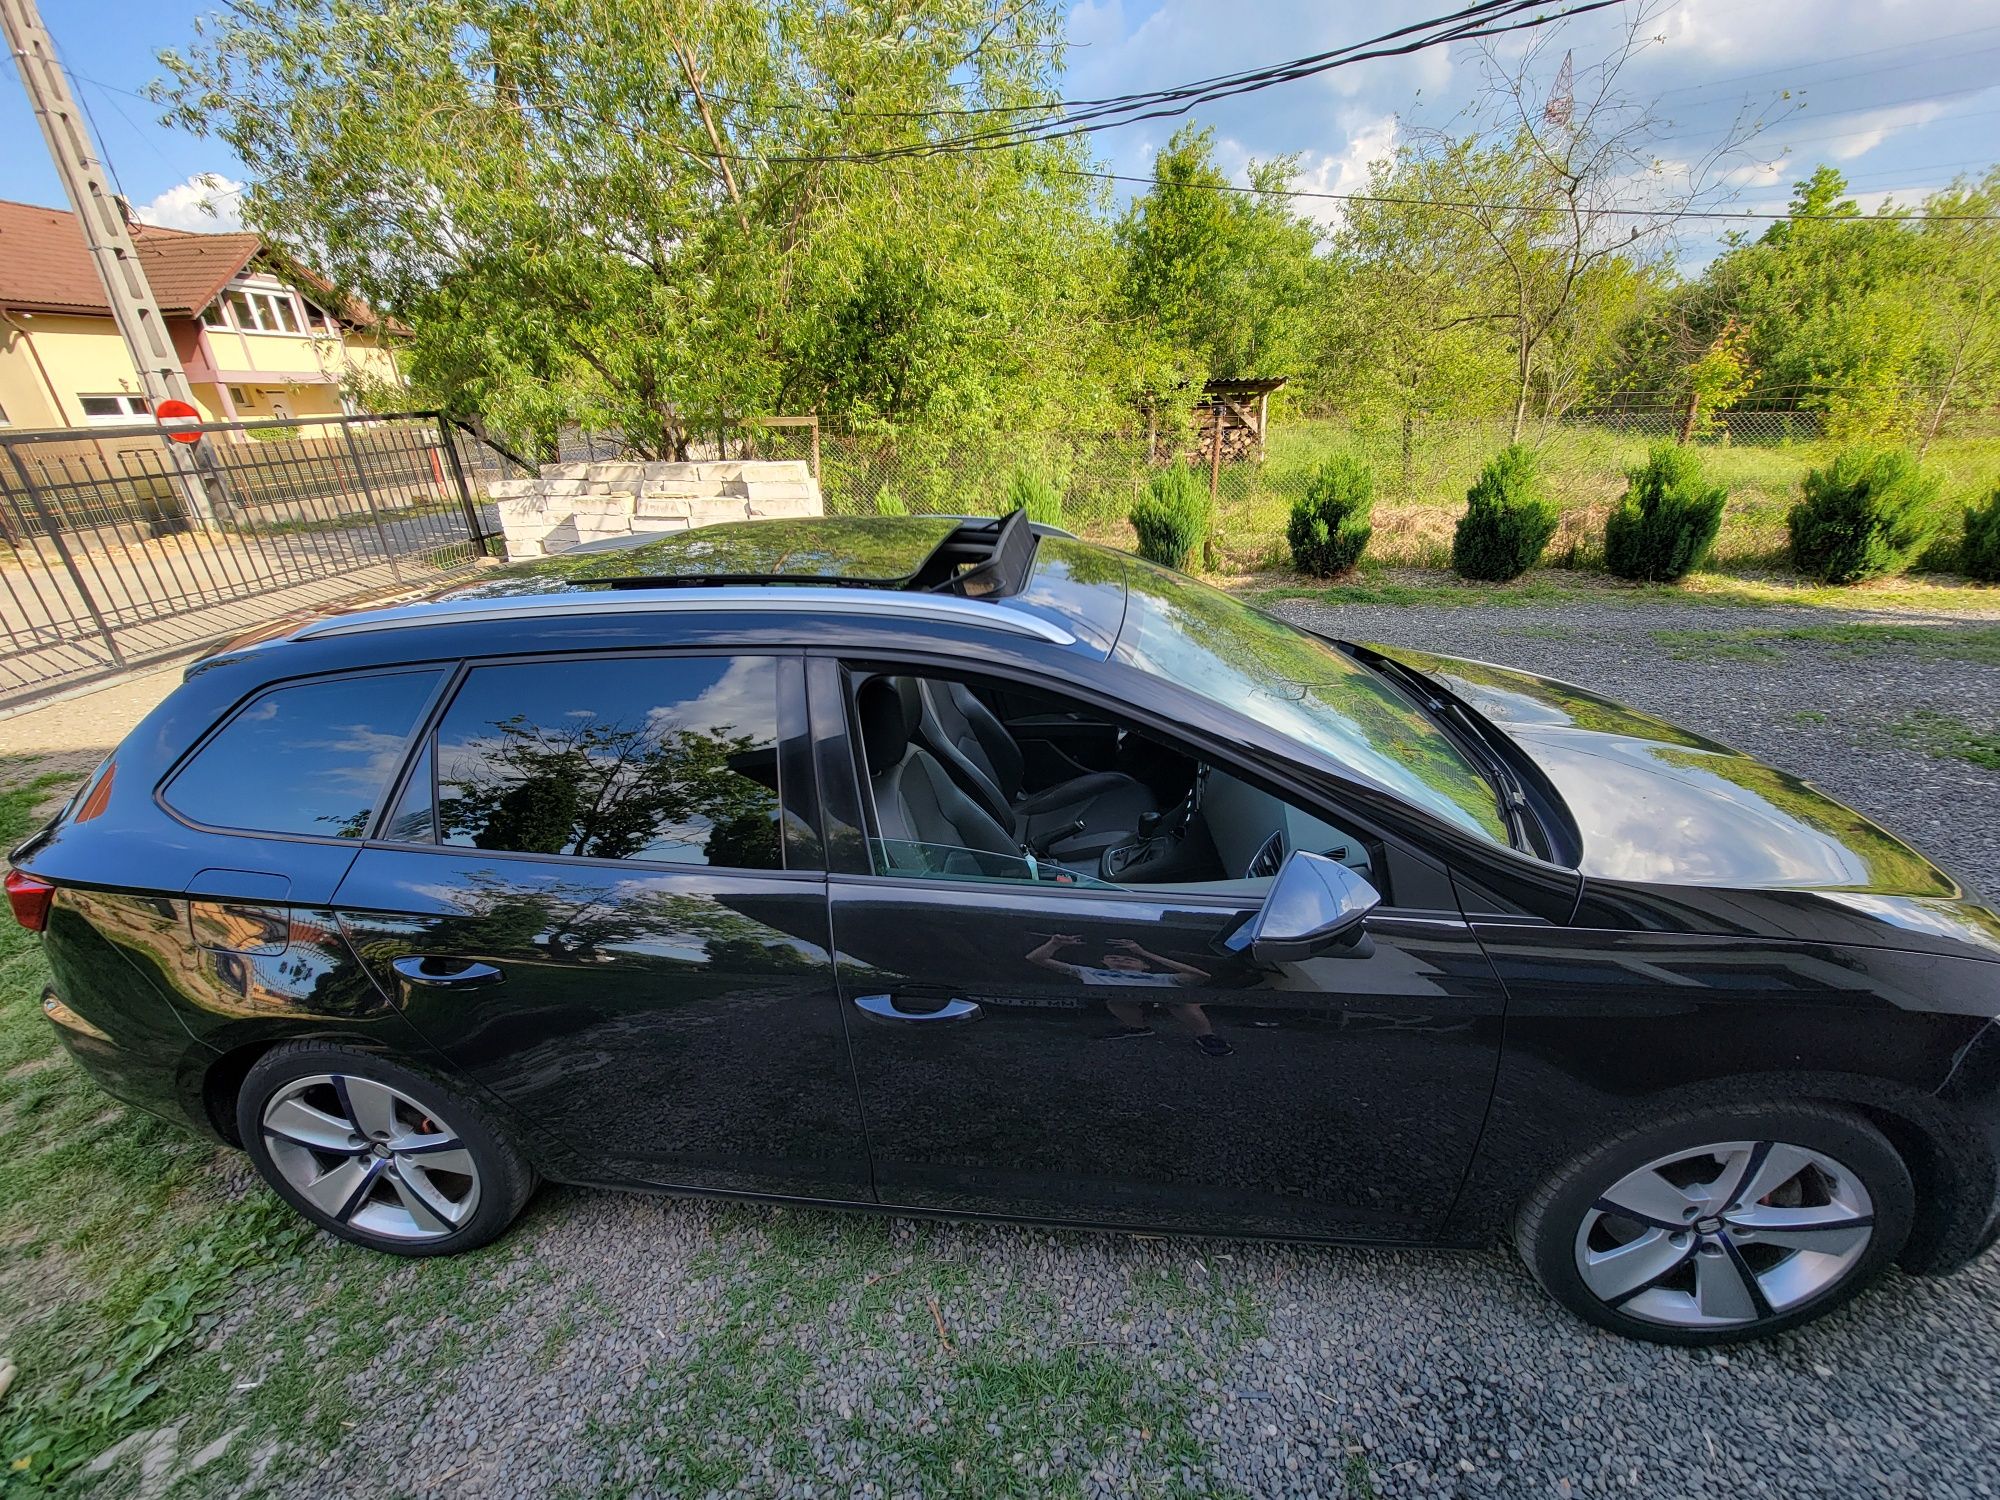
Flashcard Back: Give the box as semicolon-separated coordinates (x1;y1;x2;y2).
1246;851;1382;965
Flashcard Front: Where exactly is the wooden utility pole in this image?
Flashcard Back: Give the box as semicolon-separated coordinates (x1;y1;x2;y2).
2;0;214;522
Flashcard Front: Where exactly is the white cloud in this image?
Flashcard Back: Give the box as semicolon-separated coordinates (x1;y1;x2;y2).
134;173;244;233
1805;101;1950;161
1288;113;1401;228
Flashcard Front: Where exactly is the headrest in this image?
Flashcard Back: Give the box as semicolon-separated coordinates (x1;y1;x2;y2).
858;677;920;775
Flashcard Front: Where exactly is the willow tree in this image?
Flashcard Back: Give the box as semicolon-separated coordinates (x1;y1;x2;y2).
157;0;1139;455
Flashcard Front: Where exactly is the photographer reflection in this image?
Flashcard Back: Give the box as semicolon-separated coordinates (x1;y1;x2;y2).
1025;934;1233;1057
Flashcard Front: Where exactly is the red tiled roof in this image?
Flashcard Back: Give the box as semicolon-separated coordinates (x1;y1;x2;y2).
0;197;263;317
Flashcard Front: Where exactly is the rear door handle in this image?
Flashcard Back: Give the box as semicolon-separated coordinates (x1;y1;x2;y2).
854;992;981;1023
392;955;504;989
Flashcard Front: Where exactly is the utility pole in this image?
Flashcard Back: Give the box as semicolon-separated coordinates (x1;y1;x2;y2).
1;0;215;523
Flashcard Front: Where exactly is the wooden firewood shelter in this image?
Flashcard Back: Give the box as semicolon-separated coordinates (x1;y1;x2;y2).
1150;377;1287;466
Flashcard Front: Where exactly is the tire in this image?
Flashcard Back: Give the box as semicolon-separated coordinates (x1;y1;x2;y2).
238;1041;536;1257
1514;1102;1913;1345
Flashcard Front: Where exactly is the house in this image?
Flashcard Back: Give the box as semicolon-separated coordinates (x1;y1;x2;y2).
0;197;405;433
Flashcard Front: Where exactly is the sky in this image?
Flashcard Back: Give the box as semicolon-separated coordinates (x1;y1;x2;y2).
4;0;1998;263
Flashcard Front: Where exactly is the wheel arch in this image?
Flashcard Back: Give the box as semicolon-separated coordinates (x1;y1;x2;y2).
197;1029;410;1147
1455;1069;1995;1274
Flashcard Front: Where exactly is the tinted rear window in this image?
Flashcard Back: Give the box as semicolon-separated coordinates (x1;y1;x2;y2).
429;655;783;868
166;671;442;838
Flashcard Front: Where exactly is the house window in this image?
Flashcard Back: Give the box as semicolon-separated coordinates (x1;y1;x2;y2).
228;386;250;405
199;302;229;329
77;394;151;424
222;287;304;334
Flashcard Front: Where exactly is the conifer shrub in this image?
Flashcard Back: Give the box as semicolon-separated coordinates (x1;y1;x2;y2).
1787;446;1940;584
1603;443;1727;583
1001;467;1063;527
1286;452;1375;577
1451;444;1559;582
1129;464;1210;570
1960;486;2000;583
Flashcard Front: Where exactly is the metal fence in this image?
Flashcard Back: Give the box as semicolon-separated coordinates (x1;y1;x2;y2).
759;410;2000;572
0;411;506;707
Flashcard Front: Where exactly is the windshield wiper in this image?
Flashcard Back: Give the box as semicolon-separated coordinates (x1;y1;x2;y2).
1359;653;1538;853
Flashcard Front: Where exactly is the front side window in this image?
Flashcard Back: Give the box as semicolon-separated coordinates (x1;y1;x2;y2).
166;670;442;837
851;669;1384;900
427;656;784;869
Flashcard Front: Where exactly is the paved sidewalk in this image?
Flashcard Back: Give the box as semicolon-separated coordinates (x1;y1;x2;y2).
0;663;182;778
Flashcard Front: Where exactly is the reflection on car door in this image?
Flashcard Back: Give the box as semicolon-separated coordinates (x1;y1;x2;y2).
335;652;872;1200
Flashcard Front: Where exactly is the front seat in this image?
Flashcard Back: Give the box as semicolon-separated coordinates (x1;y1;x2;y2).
912;678;1156;859
858;677;1023;877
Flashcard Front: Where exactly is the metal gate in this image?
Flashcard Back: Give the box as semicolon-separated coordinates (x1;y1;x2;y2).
0;411;504;707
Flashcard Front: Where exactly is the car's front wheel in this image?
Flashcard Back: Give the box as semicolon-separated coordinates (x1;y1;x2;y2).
1516;1103;1913;1344
238;1042;535;1256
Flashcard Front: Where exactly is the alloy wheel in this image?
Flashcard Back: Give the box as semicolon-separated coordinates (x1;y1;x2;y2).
260;1073;481;1242
1573;1139;1875;1329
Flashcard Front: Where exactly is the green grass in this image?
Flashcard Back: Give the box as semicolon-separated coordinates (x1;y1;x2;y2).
1244;563;2000;614
575;1208;1260;1497
1654;622;2000;664
0;754;541;1489
1891;712;2000;771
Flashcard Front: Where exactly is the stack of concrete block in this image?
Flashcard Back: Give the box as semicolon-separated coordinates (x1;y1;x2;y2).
489;458;822;558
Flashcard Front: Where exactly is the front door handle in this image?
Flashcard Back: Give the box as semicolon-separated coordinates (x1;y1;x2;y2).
854;992;981;1023
392;955;505;989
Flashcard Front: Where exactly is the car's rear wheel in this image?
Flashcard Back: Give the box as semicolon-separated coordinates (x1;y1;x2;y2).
238;1042;535;1256
1515;1103;1913;1344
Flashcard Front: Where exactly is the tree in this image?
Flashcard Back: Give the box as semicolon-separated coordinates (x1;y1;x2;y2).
156;0;1133;454
1635;165;2000;443
1115;124;1322;381
1396;2;1757;438
1319;145;1519;470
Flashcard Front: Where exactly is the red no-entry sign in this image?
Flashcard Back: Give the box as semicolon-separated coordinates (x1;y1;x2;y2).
156;398;202;443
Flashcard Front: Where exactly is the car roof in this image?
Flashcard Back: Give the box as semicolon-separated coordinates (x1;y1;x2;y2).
203;515;1130;664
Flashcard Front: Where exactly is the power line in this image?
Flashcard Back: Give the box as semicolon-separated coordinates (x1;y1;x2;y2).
739;0;1631;165
1651;25;2000;98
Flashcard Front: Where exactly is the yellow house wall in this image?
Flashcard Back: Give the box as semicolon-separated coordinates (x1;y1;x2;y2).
0;324;63;428
0;312;149;427
0;311;403;431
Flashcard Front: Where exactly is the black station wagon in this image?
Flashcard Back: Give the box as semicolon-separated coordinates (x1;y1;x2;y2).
14;512;2000;1344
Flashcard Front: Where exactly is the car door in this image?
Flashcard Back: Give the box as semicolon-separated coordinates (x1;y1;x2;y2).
812;657;1509;1242
334;650;873;1201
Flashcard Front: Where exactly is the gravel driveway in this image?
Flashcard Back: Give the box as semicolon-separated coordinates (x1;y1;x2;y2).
82;598;2000;1499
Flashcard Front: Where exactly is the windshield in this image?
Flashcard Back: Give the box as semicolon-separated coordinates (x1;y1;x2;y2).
1111;562;1511;845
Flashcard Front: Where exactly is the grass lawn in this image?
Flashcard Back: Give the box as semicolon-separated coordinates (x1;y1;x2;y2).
1234;561;2000;616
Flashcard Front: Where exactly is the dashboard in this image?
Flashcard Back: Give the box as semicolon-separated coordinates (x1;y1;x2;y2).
1195;767;1376;884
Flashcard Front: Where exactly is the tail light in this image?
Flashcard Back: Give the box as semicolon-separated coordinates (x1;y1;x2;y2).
6;869;55;932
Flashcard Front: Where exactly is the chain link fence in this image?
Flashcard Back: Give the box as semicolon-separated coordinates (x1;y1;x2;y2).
764;409;2000;575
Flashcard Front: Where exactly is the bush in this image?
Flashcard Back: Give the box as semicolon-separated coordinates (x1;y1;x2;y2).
1129;464;1210;570
1001;467;1063;527
1286;452;1374;577
1452;445;1559;582
874;486;908;516
1962;487;2000;583
1602;443;1727;582
1787;446;1941;583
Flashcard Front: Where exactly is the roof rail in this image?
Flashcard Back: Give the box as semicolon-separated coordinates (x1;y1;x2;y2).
292;586;1079;646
